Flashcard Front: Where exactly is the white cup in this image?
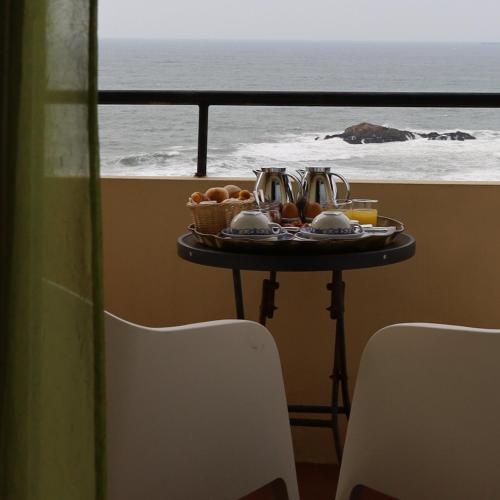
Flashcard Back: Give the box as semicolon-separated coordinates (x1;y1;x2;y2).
230;210;281;235
311;211;362;234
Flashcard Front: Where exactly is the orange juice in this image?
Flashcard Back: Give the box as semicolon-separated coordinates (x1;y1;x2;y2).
350;208;378;225
338;209;354;219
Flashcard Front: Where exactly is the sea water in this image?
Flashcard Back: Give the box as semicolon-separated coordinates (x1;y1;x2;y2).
99;39;500;180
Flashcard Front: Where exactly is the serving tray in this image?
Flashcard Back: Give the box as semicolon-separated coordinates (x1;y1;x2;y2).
188;216;405;254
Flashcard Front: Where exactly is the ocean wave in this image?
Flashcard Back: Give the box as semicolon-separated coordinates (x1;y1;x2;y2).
224;130;500;180
234;129;500;162
117;150;181;167
101;129;500;180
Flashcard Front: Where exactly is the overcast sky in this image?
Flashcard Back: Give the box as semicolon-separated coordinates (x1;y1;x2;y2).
99;0;500;42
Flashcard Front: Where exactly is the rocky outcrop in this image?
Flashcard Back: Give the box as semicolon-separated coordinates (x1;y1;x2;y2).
322;122;415;144
419;131;475;141
317;122;476;143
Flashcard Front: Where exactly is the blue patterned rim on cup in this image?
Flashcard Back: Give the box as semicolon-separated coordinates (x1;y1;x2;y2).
309;226;361;235
228;227;275;236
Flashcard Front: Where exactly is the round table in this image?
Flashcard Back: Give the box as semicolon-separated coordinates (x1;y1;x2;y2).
177;232;416;461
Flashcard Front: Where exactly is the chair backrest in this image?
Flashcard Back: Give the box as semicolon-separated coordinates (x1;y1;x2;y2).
336;323;500;500
106;313;299;500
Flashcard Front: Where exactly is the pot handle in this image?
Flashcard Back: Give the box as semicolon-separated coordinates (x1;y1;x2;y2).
328;172;351;200
285;172;304;199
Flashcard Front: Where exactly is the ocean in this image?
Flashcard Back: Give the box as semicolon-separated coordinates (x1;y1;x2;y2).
98;39;500;180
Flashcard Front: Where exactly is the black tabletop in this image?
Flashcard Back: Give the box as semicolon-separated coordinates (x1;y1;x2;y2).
177;232;416;272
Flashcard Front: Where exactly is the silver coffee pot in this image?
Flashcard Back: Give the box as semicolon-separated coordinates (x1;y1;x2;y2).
253;167;302;204
297;167;351;205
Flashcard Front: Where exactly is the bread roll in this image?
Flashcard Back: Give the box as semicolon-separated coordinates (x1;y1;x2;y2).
224;185;242;198
190;191;206;204
238;189;252;200
205;187;229;203
305;202;322;219
282;202;299;219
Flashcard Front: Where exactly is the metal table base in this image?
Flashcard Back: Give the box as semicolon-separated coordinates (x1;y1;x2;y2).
232;268;350;463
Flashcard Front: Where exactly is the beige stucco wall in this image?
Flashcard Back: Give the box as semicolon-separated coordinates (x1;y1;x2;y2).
102;177;500;464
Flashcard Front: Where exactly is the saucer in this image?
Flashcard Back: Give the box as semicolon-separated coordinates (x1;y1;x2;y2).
361;226;396;236
221;228;290;241
297;227;368;241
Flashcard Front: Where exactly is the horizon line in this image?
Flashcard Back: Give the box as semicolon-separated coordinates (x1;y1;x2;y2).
98;37;500;44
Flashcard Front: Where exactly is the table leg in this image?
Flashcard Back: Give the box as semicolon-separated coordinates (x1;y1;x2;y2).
259;271;279;326
232;269;245;319
327;269;351;463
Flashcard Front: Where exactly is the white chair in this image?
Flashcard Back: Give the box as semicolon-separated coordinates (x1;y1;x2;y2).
336;323;500;500
106;313;299;500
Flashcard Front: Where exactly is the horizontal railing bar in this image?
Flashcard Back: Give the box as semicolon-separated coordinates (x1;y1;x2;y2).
98;90;500;108
290;418;334;428
288;404;345;414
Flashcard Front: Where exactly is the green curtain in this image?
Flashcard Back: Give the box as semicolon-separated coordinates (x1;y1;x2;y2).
0;0;105;499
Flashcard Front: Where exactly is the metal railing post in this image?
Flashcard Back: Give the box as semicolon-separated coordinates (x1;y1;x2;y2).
196;104;209;177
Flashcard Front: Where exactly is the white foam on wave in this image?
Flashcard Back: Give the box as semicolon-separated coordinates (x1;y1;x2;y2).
117;150;181;166
224;130;500;180
234;138;367;164
101;130;500;180
102;148;194;175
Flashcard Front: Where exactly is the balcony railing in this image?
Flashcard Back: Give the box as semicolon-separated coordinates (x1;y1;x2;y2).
98;90;500;177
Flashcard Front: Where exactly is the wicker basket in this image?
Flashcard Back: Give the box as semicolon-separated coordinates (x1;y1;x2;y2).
187;199;255;234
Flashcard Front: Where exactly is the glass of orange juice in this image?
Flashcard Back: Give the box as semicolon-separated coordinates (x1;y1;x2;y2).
334;199;353;218
350;199;378;225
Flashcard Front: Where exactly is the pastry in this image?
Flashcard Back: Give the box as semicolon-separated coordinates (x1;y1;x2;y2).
238;189;252;200
205;187;229;203
190;191;206;204
281;202;299;219
224;185;242;198
305;202;322;219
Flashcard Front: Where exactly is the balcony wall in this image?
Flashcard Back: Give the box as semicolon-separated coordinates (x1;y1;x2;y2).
102;176;500;464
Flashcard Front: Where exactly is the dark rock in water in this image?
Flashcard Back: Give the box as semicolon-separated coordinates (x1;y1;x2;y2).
419;131;476;141
321;122;476;143
323;122;415;144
